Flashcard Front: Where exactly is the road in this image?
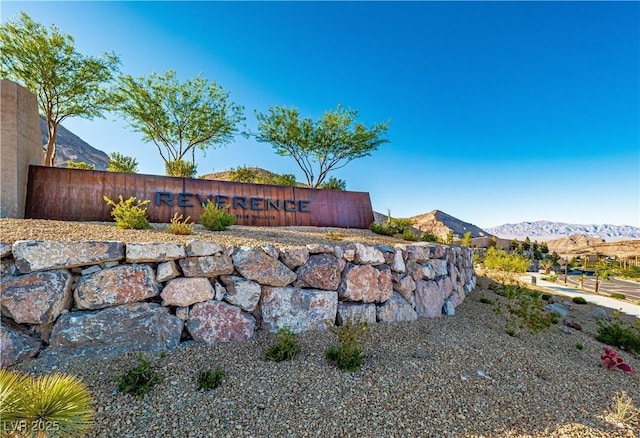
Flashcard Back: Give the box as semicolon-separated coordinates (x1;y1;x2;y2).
558;274;640;302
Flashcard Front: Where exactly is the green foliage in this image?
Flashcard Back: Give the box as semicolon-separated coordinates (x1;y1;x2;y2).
0;12;120;166
107;152;138;173
325;323;368;371
596;314;640;354
510;239;520;252
572;296;588;305
498;284;556;335
196;369;224;391
369;222;396;236
542;274;558;283
165;159;197;178
265;328;301;362
103;195;150;229
483;247;530;283
421;231;439;243
479;297;494;305
199;200;235;231
319;177;347;191
229;166;297;186
445;231;454;244
575;342;585;351
1;368;95;436
522;236;531;251
114;70;245;170
609;293;626;300
66;161;95;170
541;293;552;301
489;236;498;248
255;105;389;188
117;354;162;396
402;228;419;241
461;231;473;247
166;212;194;235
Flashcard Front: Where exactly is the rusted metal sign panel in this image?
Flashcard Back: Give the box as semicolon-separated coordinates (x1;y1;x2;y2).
25;166;375;229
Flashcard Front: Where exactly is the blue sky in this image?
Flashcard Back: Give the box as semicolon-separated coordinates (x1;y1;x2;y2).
3;1;639;228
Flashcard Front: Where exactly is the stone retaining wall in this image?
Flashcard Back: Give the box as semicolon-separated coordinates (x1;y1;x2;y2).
0;240;476;367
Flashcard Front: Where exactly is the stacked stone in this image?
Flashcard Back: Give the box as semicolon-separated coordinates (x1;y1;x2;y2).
0;239;475;367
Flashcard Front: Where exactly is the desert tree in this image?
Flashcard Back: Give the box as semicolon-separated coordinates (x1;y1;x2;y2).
445;231;454;244
0;12;120;166
114;70;245;177
255;105;389;188
461;231;473;247
107;152;138;173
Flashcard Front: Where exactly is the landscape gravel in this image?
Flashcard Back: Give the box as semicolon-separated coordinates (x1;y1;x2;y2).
3;219;639;437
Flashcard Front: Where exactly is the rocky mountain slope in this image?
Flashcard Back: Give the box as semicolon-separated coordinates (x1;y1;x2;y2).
486;220;640;241
40;117;109;169
408;210;493;240
546;234;640;258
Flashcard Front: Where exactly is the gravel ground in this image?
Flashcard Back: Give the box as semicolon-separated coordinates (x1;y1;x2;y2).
4;219;640;437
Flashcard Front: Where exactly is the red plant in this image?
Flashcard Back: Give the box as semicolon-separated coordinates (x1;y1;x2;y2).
601;348;637;375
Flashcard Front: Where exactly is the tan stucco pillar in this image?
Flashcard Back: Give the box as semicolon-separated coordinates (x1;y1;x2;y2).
0;79;43;218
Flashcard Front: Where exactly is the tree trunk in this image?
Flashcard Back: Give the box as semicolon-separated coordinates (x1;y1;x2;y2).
44;121;58;166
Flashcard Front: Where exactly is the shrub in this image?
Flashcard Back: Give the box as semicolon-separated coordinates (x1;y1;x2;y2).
325;323;367;371
572;296;587;305
199;200;235;231
165;159;197;177
610;293;626;300
197;369;224;391
542;274;557;283
498;284;556;335
541;293;552;301
402;228;419;241
596;314;640;354
610;391;640;427
575;342;584;350
326;231;346;241
369;222;396;236
420;231;439;243
265;328;301;362
319;177;346;191
117;354;162;396
601;348;637;374
479;297;494;305
0;369;95;436
166;212;194;235
107;152;138;173
103;195;150;229
229;166;297;186
66;160;95;170
483;247;530;283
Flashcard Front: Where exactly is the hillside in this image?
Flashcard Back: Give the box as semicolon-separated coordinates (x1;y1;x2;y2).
546;234;640;259
409;209;493;240
486;220;640;241
40;116;109;169
201;167;282;182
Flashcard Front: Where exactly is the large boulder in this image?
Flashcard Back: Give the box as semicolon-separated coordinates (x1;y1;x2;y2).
261;287;338;333
279;247;310;270
376;292;417;323
0;325;41;367
336;302;376;326
12;240;123;273
156;260;181;282
186;301;256;343
415;280;444;318
349;243;385;265
1;270;72;324
186;240;224;257
425;259;448;277
405;244;430;263
392;274;416;302
232;248;296;287
179;255;234;277
338;264;393;304
125;242;186;263
219;276;261;312
295;254;341;290
75;264;160;310
160;277;215;307
49;303;183;354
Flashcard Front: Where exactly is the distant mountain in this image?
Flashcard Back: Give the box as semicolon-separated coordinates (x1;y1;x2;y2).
546;234;640;258
486;221;640;241
408;209;493;240
40;116;109;169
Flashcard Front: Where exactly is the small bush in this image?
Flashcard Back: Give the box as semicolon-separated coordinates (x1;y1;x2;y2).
166;159;197;177
420;231;439;242
197;369;224;391
66;160;95;170
541;293;552;301
601;348;637;374
0;369;95;436
610;391;640;427
596;314;640;354
369;222;396;236
325;323;368;371
572;296;587;305
402;228;419;241
166;212;194;235
107;152;138;173
575;343;584;350
326;231;347;241
103;195;150;229
265;328;301;362
610;293;626;300
479;297;494;305
542;274;557;283
117;354;162;396
199;200;235;231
